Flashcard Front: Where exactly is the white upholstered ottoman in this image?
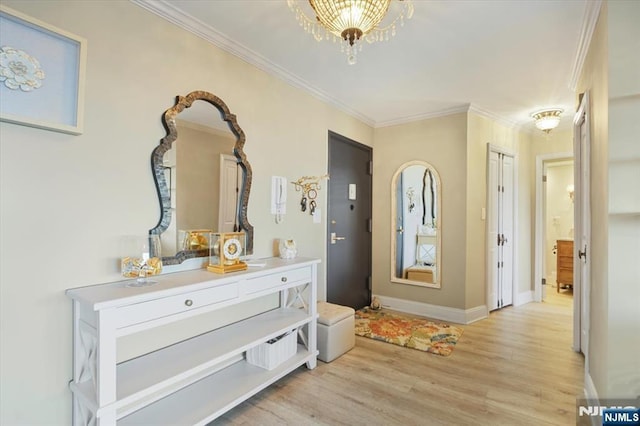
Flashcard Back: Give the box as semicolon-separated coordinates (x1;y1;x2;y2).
317;302;355;363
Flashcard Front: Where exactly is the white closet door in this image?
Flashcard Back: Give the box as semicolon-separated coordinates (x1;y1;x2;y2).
487;151;500;311
487;148;515;311
501;154;514;307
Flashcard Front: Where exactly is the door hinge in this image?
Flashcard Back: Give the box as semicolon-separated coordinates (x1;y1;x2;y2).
367;276;372;291
542;278;546;285
367;218;372;233
367;160;373;176
542;175;547;182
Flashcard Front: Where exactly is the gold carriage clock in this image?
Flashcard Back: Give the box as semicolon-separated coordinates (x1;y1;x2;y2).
207;232;248;273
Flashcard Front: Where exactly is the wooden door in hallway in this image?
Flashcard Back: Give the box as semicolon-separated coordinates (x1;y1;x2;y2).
327;132;372;310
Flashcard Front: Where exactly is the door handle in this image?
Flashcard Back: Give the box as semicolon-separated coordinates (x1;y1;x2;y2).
578;245;587;261
330;232;346;245
397;227;404;234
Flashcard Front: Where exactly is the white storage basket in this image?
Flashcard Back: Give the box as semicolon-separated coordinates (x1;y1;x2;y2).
246;330;297;370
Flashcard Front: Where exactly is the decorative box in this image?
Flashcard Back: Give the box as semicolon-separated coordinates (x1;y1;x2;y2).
207;232;247;273
246;330;297;370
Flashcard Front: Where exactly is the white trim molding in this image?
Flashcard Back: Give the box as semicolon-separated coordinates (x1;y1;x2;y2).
375;104;471;128
583;373;600;426
468;104;519;129
514;290;534;307
374;295;488;325
568;0;602;91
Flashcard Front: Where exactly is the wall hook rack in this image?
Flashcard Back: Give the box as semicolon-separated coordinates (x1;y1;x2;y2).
292;174;329;214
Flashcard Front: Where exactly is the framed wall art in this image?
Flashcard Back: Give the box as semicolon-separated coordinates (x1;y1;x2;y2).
0;5;87;135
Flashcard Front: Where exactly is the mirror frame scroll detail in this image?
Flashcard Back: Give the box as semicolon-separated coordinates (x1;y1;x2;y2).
390;160;442;289
149;90;253;265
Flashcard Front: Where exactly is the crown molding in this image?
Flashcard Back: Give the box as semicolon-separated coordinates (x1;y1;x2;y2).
130;0;374;127
568;0;602;91
131;0;523;132
468;104;519;129
375;104;471;128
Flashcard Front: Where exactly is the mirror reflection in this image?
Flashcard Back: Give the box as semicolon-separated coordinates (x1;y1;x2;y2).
391;161;441;288
150;91;253;265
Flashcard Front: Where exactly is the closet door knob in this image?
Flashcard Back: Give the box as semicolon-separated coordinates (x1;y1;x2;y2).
184;299;193;306
578;245;587;261
281;277;288;282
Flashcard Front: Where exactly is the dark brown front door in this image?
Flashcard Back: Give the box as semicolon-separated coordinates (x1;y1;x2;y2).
327;131;372;310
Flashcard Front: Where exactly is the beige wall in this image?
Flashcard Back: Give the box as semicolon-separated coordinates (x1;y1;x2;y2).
0;1;372;424
603;0;640;398
576;0;640;400
372;113;468;309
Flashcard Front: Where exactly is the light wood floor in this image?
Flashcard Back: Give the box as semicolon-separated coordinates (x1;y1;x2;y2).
217;290;583;425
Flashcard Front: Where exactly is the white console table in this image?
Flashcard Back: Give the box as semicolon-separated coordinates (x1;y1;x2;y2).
66;257;319;425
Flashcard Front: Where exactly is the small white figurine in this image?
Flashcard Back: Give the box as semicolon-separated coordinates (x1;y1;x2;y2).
370;296;382;310
279;239;297;259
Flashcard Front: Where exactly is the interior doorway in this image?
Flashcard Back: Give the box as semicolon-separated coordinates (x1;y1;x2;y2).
544;160;575;298
534;153;574;302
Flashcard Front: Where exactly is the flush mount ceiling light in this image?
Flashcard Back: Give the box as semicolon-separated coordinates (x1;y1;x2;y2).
531;108;563;134
287;0;413;65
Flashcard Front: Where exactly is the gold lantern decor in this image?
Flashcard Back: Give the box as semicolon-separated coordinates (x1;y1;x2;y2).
207;232;248;274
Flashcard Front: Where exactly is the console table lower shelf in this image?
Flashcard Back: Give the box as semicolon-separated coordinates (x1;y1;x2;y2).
120;348;315;425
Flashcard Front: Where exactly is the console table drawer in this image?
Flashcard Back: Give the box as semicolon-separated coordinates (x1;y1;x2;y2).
116;283;238;328
245;267;312;294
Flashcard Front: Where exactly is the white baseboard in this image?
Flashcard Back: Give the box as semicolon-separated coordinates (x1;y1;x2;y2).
583;372;600;426
373;295;488;325
584;371;599;402
515;290;534;307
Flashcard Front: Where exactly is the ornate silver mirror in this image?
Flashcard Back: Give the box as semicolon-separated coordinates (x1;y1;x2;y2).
150;91;253;265
391;161;441;288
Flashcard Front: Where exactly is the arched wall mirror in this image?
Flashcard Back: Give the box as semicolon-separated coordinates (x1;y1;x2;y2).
391;161;442;288
150;91;253;265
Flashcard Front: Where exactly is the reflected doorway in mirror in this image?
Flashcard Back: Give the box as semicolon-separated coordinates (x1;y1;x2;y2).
390;161;442;288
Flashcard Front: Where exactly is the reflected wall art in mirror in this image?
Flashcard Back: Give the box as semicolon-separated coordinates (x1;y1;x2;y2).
149;91;253;265
390;161;441;288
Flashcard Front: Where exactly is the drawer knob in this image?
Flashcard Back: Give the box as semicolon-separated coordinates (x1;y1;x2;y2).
281;277;287;282
184;299;193;307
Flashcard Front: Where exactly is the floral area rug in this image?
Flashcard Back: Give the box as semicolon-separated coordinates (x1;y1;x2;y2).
355;308;464;356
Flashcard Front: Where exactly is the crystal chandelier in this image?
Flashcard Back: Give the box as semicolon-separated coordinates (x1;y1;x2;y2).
288;0;414;65
531;108;563;134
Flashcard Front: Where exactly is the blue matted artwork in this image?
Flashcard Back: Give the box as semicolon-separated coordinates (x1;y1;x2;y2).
0;6;86;134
